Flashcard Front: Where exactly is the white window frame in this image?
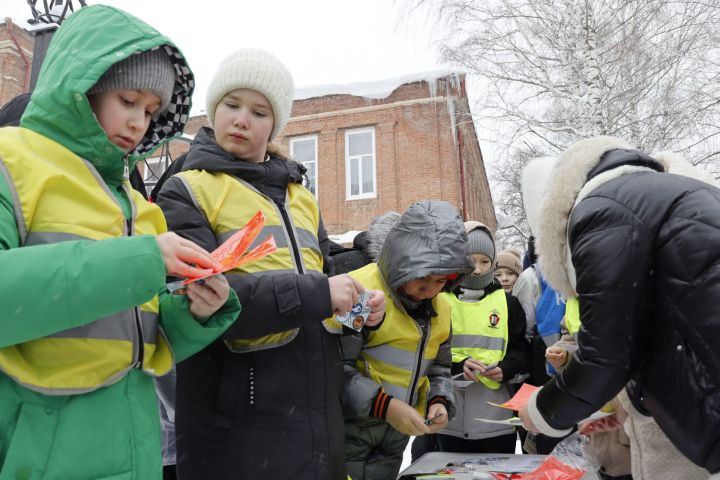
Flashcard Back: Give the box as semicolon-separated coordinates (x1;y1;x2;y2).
289;134;319;199
344;127;377;200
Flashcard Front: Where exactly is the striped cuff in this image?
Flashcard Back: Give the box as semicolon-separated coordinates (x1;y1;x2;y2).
371;391;393;420
527;389;573;438
428;396;448;409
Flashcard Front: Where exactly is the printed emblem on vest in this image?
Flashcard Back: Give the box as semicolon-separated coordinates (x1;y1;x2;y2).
489;310;501;328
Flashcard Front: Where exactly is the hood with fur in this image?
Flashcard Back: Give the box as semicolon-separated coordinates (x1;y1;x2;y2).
524;136;718;298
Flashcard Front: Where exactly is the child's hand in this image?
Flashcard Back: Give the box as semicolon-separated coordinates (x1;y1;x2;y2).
186;275;230;323
386;398;431;436
328;274;362;315
364;290;386;327
546;346;569;369
479;365;503;383
462;358;485;381
425;403;449;433
156;232;221;278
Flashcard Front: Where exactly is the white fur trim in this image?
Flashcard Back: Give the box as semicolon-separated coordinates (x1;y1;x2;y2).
527;388;573;438
535;136;632;298
654;151;720;188
521;157;556;237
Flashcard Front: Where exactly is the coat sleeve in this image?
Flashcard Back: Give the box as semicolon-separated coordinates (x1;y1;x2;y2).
156;176;333;340
498;293;531;383
529;196;652;435
158;289;240;363
339;330;382;418
0;176;169;348
512;267;540;341
427;333;456;418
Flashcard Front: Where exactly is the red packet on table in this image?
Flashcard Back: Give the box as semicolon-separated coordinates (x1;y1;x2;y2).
487;383;540;410
178;210;277;287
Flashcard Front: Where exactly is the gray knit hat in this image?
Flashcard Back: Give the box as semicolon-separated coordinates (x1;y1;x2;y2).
459;221;496;290
88;48;176;115
205;48;294;140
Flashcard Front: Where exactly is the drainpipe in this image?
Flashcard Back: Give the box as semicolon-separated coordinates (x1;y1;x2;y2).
455;74;469;220
6;19;31;91
456;123;468;221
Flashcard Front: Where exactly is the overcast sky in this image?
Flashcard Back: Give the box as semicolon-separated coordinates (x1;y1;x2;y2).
3;0;447;115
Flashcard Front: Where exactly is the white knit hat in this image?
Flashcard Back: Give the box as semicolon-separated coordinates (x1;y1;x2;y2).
205;49;294;140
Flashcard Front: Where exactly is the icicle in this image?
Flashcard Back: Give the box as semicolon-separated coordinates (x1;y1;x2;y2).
429;77;438;99
446;96;457;147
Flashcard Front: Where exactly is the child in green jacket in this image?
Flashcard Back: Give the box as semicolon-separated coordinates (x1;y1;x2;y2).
0;6;240;479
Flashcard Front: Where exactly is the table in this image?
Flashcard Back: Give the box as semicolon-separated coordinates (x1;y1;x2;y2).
397;452;600;479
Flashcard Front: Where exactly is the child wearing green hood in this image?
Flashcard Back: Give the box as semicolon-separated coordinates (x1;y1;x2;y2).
0;5;240;479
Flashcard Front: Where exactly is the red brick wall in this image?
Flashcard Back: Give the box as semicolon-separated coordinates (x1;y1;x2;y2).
0;19;33;107
277;76;496;234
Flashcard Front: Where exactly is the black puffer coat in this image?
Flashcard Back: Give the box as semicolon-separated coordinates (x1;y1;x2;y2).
156;128;345;480
527;138;720;473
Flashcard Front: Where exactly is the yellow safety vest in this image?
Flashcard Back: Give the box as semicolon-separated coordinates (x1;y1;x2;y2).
346;263;452;415
0;127;173;395
564;296;581;337
442;289;508;390
176;169;325;352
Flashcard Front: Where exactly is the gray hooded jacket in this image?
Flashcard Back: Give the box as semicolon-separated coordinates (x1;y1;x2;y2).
341;200;472;420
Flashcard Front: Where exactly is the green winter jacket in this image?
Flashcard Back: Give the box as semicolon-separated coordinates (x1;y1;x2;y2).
0;5;240;480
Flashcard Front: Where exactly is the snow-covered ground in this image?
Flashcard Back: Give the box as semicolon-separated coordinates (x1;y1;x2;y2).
400;436;523;472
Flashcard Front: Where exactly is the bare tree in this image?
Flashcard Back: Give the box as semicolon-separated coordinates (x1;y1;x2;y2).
404;0;720;244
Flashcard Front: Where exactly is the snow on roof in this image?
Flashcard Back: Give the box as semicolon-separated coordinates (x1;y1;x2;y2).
294;70;462;101
329;230;363;246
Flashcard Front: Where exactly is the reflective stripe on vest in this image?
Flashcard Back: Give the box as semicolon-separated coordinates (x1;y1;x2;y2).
0;127;173;395
347;263;451;414
564;297;581;338
176;169;324;351
443;289;509;390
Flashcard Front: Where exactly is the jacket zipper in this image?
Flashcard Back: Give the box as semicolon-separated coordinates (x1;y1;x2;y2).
276;201;304;274
124;194;144;369
408;318;429;405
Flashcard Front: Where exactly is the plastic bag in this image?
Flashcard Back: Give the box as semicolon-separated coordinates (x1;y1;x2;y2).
489;456;585;480
549;432;600;472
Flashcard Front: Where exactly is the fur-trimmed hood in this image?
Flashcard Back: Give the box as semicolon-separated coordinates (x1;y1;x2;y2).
524;136;718;298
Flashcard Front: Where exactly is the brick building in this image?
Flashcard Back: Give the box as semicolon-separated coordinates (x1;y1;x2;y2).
0;18;33;106
278;72;495;234
146;72;496;236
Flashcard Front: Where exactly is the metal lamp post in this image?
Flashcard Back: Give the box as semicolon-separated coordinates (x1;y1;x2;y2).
26;0;87;90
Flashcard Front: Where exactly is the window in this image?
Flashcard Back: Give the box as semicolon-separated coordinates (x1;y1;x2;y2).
345;128;376;200
290;135;318;197
142;155;171;196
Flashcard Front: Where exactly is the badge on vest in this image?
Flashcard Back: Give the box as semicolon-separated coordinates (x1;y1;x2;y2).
488;309;501;328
